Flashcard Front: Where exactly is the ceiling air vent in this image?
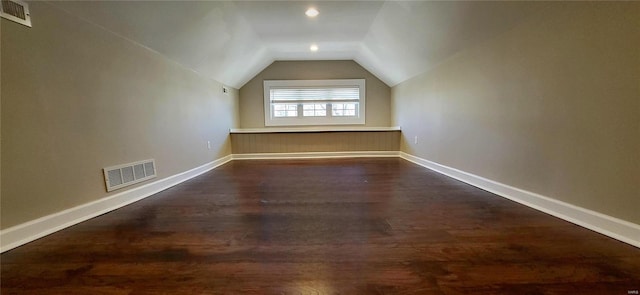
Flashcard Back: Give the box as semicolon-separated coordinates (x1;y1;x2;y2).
1;0;31;27
103;159;157;192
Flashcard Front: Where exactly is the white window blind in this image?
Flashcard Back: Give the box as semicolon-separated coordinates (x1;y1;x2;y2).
271;87;360;102
264;79;365;126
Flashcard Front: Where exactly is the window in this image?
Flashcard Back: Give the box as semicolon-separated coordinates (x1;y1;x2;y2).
264;79;365;126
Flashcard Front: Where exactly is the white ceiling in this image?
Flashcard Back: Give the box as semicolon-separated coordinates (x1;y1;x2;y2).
49;1;547;88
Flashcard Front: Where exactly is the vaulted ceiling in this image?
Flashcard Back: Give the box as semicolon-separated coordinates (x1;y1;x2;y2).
50;1;547;88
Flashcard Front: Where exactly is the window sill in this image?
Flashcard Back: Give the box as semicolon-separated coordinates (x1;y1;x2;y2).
229;126;401;134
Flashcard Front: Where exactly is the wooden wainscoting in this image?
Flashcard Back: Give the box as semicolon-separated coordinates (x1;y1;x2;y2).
230;130;401;154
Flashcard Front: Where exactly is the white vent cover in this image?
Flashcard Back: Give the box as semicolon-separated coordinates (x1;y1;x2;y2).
1;0;31;27
103;159;156;192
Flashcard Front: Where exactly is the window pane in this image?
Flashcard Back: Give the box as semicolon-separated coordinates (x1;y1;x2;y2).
264;79;365;126
302;104;327;117
273;104;298;117
332;103;358;117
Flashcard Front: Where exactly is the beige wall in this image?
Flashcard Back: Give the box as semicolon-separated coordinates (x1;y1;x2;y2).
239;60;391;128
1;21;3;214
1;2;239;229
392;2;639;224
232;131;400;154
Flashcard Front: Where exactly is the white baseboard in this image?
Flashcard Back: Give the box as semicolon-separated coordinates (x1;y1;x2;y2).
4;152;637;252
232;151;400;160
0;155;233;253
400;152;640;248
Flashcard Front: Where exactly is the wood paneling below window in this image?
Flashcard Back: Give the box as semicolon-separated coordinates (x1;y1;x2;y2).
231;131;400;154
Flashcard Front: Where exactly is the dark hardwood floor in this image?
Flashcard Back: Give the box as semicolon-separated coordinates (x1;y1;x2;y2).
2;158;639;294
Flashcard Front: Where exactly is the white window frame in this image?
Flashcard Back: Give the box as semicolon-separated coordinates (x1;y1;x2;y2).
264;79;366;127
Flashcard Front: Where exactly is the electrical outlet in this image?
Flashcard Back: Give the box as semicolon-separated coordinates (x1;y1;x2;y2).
414;136;418;144
207;141;211;149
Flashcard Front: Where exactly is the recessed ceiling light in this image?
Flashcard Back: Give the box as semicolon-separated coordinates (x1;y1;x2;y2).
310;44;319;52
305;8;319;17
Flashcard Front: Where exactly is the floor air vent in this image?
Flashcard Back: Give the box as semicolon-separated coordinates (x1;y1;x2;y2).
1;0;31;27
103;159;156;192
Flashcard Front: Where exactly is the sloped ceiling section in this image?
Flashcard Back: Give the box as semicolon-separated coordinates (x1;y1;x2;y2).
357;1;547;86
50;1;272;88
48;1;547;88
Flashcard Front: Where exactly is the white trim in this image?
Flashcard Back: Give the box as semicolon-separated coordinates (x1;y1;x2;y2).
233;151;399;160
264;79;366;126
399;152;640;248
230;126;401;134
0;155;233;253
4;151;638;252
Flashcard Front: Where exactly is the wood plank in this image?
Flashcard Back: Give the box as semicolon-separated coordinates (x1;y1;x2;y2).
2;158;639;294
